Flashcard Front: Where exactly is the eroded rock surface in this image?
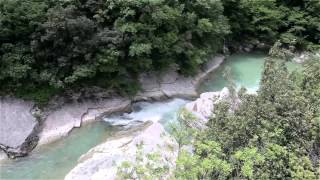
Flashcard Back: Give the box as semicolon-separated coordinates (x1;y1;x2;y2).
38;98;131;145
37;55;225;147
65;122;178;180
1;55;225;156
183;87;239;129
0;97;39;157
134;55;225;101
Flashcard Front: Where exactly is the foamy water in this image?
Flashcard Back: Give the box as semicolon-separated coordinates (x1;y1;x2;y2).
103;99;188;127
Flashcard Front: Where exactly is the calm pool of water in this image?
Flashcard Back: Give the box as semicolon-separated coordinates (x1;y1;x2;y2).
199;53;301;93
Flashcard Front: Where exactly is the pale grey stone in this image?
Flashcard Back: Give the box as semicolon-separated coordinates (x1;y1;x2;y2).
38;98;131;145
65;122;178;180
0;97;38;156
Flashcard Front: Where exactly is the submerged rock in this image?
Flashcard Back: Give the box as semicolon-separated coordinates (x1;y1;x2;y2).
0;97;39;158
65;122;178;180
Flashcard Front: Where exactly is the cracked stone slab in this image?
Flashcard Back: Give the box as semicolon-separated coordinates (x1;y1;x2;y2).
38;97;131;145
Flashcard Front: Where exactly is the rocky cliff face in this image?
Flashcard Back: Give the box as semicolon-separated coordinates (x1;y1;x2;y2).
65;122;178;180
0;97;39;158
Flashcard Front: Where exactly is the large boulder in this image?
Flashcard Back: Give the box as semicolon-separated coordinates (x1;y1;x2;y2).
185;87;230;120
38;97;131;145
183;87;239;129
0;97;39;158
65;122;179;180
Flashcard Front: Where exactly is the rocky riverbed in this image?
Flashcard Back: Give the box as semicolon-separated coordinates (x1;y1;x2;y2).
0;55;224;158
4;52;295;179
64;87;234;180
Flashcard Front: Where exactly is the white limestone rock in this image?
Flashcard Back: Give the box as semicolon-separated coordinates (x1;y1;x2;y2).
38;98;131;145
185;87;230;120
135;55;225;101
65;122;178;180
0;97;38;157
183;87;239;129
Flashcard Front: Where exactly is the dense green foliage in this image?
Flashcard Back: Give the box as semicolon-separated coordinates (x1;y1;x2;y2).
0;0;228;102
1;0;319;178
223;0;320;50
0;0;319;104
175;56;320;179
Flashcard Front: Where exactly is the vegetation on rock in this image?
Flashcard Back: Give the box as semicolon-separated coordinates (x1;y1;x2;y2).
117;143;170;180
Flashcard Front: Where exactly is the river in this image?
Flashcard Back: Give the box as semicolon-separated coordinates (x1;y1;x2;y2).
0;53;301;179
199;52;301;93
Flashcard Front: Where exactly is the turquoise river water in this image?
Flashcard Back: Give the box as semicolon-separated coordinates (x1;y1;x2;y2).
0;53;301;179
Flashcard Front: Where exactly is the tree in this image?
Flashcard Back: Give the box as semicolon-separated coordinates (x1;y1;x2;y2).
222;0;320;51
174;56;320;179
117;142;170;180
1;0;319;105
1;0;230;103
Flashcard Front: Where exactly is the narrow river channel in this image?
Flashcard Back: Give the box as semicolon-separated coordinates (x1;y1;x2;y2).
0;53;301;179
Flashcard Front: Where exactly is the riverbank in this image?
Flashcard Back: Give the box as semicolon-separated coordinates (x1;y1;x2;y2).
0;55;225;158
65;121;179;180
0;98;187;179
1;52;307;179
